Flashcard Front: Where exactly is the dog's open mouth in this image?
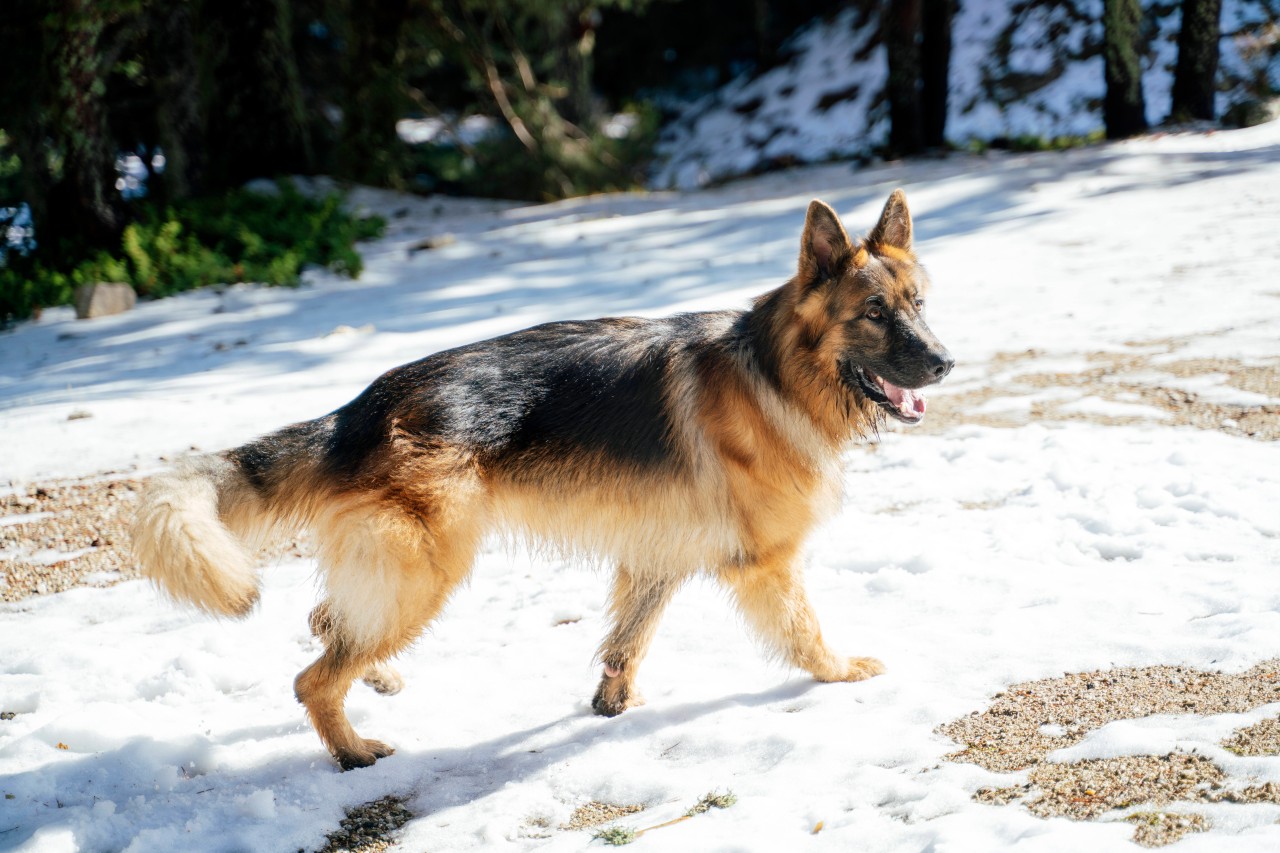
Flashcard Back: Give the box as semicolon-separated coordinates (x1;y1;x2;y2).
850;366;927;424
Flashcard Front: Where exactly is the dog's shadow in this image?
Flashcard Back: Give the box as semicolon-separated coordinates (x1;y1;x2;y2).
361;677;823;818
0;679;824;849
398;675;819;781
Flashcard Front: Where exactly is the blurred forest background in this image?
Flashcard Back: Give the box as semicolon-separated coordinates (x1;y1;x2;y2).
1;0;1278;324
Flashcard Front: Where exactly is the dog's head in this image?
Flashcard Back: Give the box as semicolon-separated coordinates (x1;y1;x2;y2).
791;190;953;425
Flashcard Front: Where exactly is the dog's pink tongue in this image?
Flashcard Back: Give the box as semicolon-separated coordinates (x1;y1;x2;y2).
883;380;926;418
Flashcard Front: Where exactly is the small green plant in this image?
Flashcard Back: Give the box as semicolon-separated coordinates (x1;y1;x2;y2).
0;181;385;325
593;789;739;844
685;790;737;816
592;825;637;846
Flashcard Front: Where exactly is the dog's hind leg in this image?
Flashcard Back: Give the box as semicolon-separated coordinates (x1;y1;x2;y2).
360;661;405;696
717;549;884;683
308;602;404;696
296;492;485;769
592;565;688;716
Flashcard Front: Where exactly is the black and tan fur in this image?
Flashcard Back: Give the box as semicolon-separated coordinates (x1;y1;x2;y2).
132;190;953;770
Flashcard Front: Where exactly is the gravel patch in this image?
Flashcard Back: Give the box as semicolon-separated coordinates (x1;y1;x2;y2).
0;473;310;604
947;662;1280;846
1;477;144;602
1019;752;1224;821
1127;811;1209;848
941;660;1280;773
1222;716;1280;756
560;801;646;831
922;347;1280;441
315;795;413;853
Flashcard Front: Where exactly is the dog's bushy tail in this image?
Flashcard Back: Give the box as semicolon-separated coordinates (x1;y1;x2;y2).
132;455;275;617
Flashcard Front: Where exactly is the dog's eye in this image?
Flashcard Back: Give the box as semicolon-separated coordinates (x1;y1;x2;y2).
914;299;924;310
866;308;883;321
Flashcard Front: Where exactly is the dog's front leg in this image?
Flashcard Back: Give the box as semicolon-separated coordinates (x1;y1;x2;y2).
592;565;687;716
718;551;884;683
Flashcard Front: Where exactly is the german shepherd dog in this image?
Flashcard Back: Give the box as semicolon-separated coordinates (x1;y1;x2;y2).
133;190;952;770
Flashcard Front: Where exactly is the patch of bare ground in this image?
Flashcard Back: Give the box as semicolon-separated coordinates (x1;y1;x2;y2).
945;661;1280;846
316;796;413;853
1127;811;1209;848
568;791;737;845
1;477;145;602
0;474;310;604
1222;716;1280;756
920;346;1280;441
559;801;646;831
942;660;1280;772
981;752;1226;820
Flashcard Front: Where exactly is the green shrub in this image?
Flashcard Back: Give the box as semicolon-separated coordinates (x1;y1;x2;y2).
0;181;385;325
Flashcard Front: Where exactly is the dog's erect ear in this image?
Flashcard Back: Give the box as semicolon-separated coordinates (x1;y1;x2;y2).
866;189;913;251
798;199;852;283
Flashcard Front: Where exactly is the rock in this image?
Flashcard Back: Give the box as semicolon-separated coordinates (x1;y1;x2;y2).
408;233;457;254
74;283;137;320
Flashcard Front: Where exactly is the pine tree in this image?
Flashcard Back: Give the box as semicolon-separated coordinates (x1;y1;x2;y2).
1102;0;1148;139
335;0;413;188
920;0;954;149
200;0;317;187
885;0;952;154
1170;0;1222;122
44;0;121;247
147;0;206;201
884;0;923;155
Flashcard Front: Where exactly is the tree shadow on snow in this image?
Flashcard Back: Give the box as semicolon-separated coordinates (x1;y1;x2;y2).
4;136;1274;422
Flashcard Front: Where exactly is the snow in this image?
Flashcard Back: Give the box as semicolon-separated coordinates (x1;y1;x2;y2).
3;119;1280;851
1057;396;1173;419
397;115;499;147
653;0;1280;189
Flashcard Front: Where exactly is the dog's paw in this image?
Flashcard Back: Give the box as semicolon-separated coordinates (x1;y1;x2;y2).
841;656;886;682
361;663;404;696
591;674;646;717
335;738;395;771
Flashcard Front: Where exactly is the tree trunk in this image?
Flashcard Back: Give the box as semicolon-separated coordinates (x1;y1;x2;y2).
919;0;953;148
1102;0;1148;139
1170;0;1222;122
200;0;315;189
0;0;51;224
336;0;411;188
45;0;120;249
753;0;773;66
884;0;923;156
149;0;206;202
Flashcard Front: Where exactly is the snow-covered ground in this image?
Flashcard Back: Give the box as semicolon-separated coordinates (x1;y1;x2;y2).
653;0;1280;189
2;121;1280;852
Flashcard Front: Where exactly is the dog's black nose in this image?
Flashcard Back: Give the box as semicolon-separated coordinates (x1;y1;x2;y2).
928;349;954;380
